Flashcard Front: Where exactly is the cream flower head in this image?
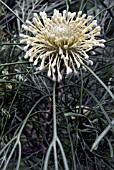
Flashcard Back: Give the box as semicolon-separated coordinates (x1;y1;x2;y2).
20;9;105;82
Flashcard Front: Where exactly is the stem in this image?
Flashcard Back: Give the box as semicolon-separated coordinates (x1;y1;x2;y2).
53;81;58;170
43;81;58;170
53;142;58;170
53;81;57;138
83;64;114;101
65;0;71;12
43;81;69;170
57;137;69;170
0;0;25;24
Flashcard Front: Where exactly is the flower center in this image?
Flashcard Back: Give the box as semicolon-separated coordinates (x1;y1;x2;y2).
51;24;71;38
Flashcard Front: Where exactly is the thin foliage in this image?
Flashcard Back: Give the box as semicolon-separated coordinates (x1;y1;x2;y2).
0;0;114;169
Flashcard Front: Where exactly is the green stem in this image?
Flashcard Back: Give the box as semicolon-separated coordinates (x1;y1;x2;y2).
43;81;69;170
0;0;25;24
53;142;58;170
53;81;58;170
66;0;71;12
53;81;57;138
83;64;114;101
57;137;69;170
43;81;58;170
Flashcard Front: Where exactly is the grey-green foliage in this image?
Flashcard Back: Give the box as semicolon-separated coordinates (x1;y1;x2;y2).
0;0;114;169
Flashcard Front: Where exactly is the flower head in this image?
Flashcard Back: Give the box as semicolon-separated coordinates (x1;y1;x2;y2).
20;10;105;82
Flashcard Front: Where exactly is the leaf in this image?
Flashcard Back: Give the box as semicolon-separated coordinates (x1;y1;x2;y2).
91;119;114;151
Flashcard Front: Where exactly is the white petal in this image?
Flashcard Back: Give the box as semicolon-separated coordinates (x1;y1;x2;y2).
20;39;26;43
24;45;29;51
67;67;72;75
58;73;62;82
59;47;63;55
34;59;38;65
22;24;29;30
88;60;93;65
26;20;32;25
47;68;51;77
52;73;56;82
24;53;29;59
29;57;33;62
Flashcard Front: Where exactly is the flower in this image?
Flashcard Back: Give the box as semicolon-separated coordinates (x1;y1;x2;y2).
20;10;105;82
